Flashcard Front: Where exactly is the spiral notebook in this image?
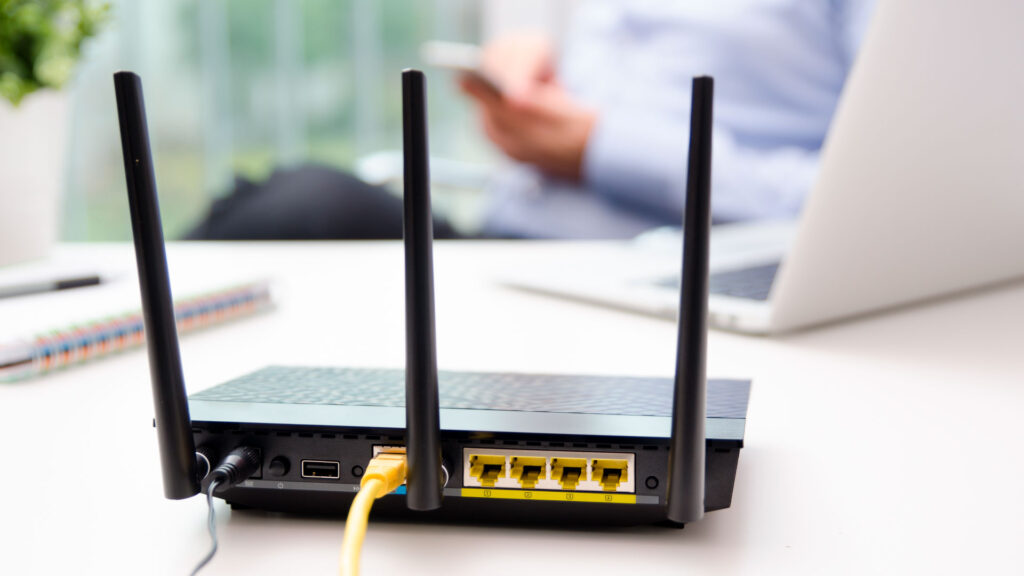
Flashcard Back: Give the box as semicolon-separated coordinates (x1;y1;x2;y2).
0;260;274;382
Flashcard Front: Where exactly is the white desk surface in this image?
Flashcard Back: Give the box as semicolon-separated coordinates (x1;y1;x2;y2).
2;241;1022;575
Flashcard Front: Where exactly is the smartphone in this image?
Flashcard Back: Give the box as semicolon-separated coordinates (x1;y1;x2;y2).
420;40;504;99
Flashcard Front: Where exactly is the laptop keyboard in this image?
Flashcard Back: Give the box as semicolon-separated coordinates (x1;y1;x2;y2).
657;262;780;301
708;262;779;301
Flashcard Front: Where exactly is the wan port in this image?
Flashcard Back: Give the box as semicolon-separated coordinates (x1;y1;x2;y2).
468;455;506;487
510;456;547;489
550;458;587;490
591;459;629;491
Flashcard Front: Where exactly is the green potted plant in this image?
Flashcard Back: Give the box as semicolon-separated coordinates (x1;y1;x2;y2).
0;0;107;266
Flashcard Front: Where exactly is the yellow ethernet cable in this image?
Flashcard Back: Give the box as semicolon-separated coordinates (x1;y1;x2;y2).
340;452;408;576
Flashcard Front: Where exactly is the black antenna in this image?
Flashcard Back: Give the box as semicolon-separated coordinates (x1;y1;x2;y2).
401;69;443;511
114;71;200;500
666;76;714;524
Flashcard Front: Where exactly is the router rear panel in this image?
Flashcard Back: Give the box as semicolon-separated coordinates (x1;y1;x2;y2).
191;422;741;524
185;368;748;524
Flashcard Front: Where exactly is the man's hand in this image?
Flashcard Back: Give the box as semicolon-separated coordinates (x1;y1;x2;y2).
460;34;597;182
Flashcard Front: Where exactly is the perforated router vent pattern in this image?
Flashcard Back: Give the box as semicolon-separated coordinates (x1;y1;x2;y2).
191;366;750;418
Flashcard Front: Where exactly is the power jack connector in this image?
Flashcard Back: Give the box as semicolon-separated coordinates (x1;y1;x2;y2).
210;446;261;489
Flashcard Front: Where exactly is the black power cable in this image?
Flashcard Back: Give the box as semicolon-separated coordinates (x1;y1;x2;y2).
190;446;261;575
190;478;222;576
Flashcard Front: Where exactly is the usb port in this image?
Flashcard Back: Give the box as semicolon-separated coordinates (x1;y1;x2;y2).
301;460;340;479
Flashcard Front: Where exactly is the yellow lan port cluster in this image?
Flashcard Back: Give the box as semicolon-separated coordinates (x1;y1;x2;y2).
464;448;634;493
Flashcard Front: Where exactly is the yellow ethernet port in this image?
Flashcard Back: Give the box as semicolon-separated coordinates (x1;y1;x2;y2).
510;456;547;489
468;455;506;487
591;459;629;491
550;458;587;490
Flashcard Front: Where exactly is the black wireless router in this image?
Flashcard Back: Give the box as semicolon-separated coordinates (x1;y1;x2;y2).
114;69;748;526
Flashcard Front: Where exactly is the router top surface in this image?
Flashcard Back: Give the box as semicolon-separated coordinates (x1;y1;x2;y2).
189;366;749;442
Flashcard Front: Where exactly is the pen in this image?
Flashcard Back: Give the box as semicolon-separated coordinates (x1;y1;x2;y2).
0;274;103;300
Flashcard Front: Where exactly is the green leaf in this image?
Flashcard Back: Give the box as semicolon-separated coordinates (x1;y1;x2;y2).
0;0;110;106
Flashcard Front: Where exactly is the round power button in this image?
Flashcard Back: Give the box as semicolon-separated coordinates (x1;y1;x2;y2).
268;456;290;477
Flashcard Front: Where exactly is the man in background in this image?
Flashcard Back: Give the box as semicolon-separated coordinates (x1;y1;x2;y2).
189;1;877;241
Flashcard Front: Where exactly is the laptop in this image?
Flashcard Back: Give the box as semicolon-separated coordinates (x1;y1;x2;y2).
503;0;1024;335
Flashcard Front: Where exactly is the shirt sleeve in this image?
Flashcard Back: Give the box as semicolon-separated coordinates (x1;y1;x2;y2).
583;107;821;223
582;109;689;219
